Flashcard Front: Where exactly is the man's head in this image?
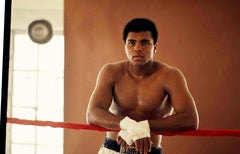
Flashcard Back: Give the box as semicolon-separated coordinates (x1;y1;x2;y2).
123;18;158;45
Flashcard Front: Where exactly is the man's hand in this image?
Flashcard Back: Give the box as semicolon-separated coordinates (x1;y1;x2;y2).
117;130;133;146
119;117;151;142
117;136;153;154
118;117;153;153
134;137;153;154
116;133;133;148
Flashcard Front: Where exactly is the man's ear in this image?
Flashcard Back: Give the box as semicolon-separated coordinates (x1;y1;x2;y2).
154;44;157;54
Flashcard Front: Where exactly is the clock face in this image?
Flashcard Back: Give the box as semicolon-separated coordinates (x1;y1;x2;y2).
28;19;53;44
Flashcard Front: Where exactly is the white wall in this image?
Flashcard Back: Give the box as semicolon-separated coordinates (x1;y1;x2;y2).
11;0;63;31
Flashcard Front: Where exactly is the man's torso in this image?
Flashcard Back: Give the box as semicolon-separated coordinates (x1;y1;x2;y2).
106;61;173;147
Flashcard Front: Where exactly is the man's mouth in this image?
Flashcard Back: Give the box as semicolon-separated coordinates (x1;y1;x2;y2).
133;55;144;59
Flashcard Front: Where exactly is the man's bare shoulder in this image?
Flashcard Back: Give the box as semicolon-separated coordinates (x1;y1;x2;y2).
104;60;127;68
155;61;187;92
102;61;127;71
99;61;128;79
155;61;184;80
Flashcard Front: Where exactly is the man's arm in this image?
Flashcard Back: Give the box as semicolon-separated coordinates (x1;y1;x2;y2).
86;64;152;153
149;68;199;133
86;64;122;130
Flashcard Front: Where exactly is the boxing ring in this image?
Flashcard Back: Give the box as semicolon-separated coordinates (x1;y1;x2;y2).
7;117;240;137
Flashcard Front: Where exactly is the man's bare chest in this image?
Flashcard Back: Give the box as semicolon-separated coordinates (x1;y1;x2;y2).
113;75;166;112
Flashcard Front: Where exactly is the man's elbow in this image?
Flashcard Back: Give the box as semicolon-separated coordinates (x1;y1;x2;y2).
86;116;91;125
189;112;199;130
86;110;95;125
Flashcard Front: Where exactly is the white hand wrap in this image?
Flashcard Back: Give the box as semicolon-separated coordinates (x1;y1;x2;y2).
127;120;150;141
118;116;150;144
119;116;138;130
118;130;133;145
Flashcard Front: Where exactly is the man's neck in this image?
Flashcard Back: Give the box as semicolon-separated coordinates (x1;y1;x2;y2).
128;61;155;79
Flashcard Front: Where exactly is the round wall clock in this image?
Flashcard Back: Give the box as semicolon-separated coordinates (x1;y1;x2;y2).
28;19;53;44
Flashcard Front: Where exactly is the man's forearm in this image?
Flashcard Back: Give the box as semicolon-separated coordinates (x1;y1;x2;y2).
86;108;122;130
149;112;199;133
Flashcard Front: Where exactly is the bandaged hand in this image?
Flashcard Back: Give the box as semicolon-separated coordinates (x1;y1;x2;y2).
117;130;133;146
118;117;150;144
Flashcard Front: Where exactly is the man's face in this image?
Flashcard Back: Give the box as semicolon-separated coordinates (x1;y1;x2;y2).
125;31;156;66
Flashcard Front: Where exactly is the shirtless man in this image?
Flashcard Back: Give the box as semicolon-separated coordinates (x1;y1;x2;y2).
86;18;199;154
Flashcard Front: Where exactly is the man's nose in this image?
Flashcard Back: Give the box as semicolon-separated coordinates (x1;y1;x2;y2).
134;42;143;51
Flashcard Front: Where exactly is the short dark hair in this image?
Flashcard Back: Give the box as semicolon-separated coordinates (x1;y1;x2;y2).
123;18;158;44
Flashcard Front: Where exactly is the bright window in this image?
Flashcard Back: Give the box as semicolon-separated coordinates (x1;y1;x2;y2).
7;32;64;154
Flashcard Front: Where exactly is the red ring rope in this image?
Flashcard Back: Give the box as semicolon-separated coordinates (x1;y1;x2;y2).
7;117;240;137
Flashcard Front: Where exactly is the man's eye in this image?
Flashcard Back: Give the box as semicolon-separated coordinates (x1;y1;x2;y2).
128;41;135;45
141;40;149;45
